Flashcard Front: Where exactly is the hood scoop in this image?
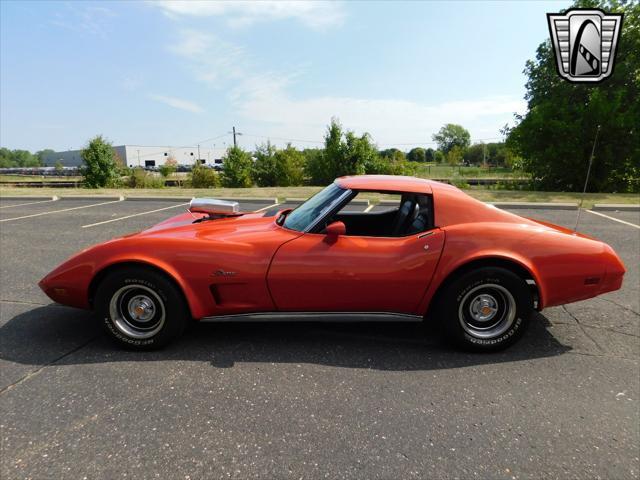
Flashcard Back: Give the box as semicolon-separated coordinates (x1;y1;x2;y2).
189;198;242;221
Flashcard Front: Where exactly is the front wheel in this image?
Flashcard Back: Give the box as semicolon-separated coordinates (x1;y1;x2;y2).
95;268;188;350
437;267;533;351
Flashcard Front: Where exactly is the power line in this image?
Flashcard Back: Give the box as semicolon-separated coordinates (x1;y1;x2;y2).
241;133;324;145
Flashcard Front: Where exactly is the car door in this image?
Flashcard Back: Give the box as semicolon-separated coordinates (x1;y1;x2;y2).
267;229;445;314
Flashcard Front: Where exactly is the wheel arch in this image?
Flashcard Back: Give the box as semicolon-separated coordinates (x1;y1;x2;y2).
88;260;195;318
424;256;542;319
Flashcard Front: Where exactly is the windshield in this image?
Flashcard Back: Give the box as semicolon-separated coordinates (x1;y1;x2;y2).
283;183;347;232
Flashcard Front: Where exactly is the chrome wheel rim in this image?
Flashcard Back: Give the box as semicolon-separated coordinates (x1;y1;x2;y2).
458;284;516;339
109;285;165;339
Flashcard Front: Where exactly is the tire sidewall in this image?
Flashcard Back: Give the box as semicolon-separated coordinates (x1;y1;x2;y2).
96;269;186;349
441;268;532;351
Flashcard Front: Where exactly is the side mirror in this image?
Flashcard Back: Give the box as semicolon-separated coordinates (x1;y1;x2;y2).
324;221;346;243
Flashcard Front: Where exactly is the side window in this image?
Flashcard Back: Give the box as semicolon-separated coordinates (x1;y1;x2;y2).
404;194;433;235
328;191;433;238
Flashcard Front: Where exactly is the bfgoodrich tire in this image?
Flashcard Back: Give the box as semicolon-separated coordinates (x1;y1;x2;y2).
95;268;188;350
438;267;533;351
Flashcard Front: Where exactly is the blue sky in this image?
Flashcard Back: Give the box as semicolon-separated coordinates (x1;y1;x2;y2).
0;0;570;153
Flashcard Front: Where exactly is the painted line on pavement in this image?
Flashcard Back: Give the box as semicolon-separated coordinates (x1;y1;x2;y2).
0;197;59;209
586;209;640;229
82;202;189;228
254;202;280;213
0;198;124;223
364;204;375;213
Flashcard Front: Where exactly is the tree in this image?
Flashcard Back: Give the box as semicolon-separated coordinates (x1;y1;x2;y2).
432;124;471;153
464;143;485;165
159;156;177;178
252;142;279;187
273;144;305;186
379;148;402;159
80;135;120;188
407;147;426;163
221;146;253;187
54;160;64;173
425;148;435;162
36;149;55;165
506;0;639;192
306;118;375;185
446;145;465;165
434;150;445;163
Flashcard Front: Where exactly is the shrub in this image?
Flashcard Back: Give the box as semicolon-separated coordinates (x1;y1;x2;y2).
221;147;253;187
128;167;165;188
80;135;120;188
190;163;220;188
159;156;178;178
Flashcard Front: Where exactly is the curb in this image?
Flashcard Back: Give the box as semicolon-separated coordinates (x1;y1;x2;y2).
217;197;278;205
59;195;125;201
125;196;194;202
592;203;640;212
2;195;278;204
379;199;399;205
0;195;58;201
488;202;578;210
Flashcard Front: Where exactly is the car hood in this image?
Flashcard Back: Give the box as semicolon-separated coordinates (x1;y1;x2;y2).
128;211;286;242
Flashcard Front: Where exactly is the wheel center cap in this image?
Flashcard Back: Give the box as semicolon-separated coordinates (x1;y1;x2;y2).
128;296;155;322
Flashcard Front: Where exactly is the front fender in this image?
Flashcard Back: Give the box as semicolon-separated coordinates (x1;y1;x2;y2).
39;239;210;318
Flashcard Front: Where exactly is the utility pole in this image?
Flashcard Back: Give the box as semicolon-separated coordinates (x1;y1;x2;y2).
137;149;140;167
229;126;243;148
197;144;201;163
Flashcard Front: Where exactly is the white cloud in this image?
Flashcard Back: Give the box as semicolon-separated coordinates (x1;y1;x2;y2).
169;30;247;85
164;27;525;147
148;94;204;113
154;0;345;29
237;91;525;146
50;4;116;38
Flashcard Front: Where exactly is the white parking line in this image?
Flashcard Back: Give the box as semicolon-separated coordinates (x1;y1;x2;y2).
82;203;189;228
0;198;124;223
364;204;375;213
586;209;640;229
254;202;280;213
0;197;58;209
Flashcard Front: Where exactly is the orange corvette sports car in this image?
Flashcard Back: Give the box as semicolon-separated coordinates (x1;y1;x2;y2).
40;175;625;351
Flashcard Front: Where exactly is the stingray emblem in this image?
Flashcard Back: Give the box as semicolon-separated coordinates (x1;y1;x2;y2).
547;8;623;83
213;269;237;277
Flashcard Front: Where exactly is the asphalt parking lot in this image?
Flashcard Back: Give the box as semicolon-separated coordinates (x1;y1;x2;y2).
0;196;638;479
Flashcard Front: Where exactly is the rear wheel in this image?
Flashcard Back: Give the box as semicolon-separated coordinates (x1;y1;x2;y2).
437;267;532;351
95;268;188;350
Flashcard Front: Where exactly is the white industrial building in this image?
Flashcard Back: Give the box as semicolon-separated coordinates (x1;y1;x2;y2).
41;145;224;168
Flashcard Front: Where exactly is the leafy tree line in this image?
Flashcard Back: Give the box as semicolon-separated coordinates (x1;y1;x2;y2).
505;0;639;193
77;121;520;188
0;148;54;168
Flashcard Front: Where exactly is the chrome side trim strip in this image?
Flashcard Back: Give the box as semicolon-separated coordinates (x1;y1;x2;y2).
199;312;423;323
